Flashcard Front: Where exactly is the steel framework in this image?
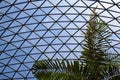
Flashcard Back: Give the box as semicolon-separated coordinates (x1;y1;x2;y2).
0;0;120;80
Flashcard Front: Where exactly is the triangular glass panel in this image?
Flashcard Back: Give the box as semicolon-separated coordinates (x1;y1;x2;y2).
57;7;70;13
25;3;37;9
45;46;55;52
74;0;86;6
41;7;53;14
18;32;30;39
66;15;77;21
100;2;112;9
7;12;19;19
14;73;23;78
24;62;33;69
9;27;21;33
50;8;62;14
16;17;29;24
109;20;120;27
52;53;63;59
17;12;28;18
74;7;86;14
41;1;53;7
34;9;45;15
19;71;29;77
51;23;62;29
109;10;119;18
49;0;61;5
66;8;78;14
66;0;78;5
0;39;6;45
15;49;26;56
15;3;27;10
24;9;36;15
21;41;32;47
59;45;70;51
100;11;112;17
44;31;55;37
59;30;70;36
109;25;119;32
26;17;38;24
16;56;26;62
1;16;12;22
9;58;20;64
73;36;84;43
32;0;44;7
66;23;78;29
49;14;62;21
73;52;82;58
37;39;47;45
82;0;96;6
35;31;46;37
66;44;77;50
19;64;29;71
21;47;33;53
58;0;70;6
30;54;41;60
0;6;9;14
26;24;38;30
42;22;54;29
0;58;11;64
58;22;70;28
74;15;86;21
35;24;46;31
27;39;39;45
59;36;70;43
51;30;62;36
0;52;10;59
5;44;16;50
44;37;54;44
19;26;30;33
37;45;48;52
58;15;70;21
9;21;21;27
74;45;83;52
12;41;23;48
51;38;63;44
4;72;15;79
40;54;49;60
4;66;14;72
34;15;45;22
60;52;70;58
66;37;77;43
6;50;17;56
28;32;39;39
42;16;54;22
44;53;55;58
8;6;19;13
24;56;34;62
2;30;14;37
66;30;77;35
30;47;41;54
67;53;77;59
2;35;14;42
51;44;62;51
0;44;7;51
1;21;12;28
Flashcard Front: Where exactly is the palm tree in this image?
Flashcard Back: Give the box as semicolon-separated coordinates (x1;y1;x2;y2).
31;9;120;80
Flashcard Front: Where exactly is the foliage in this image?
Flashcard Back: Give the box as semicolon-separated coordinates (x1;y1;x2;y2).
31;9;120;80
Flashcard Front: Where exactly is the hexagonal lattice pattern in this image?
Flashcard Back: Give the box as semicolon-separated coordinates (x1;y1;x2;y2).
0;0;120;79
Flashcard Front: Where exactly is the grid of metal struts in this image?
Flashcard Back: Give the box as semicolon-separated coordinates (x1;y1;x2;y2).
0;0;120;80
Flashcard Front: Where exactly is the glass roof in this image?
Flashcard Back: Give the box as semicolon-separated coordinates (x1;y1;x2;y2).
0;0;120;79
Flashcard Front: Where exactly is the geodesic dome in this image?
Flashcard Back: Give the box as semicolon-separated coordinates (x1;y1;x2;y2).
0;0;120;80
